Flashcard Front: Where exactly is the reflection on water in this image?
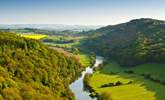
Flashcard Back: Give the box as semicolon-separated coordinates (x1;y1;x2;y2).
69;56;103;100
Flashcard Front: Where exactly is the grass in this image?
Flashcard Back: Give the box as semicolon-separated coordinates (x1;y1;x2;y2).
50;47;93;67
38;34;93;67
88;61;165;100
43;35;84;49
76;54;93;67
129;63;165;81
45;35;85;41
20;34;47;40
45;41;80;49
42;35;93;67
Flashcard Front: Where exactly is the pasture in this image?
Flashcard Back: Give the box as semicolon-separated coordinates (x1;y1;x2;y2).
76;54;94;67
87;61;165;100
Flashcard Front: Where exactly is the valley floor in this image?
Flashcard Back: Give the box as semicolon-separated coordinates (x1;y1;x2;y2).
87;61;165;100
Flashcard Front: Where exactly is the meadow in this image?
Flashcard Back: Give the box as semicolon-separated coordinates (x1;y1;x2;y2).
43;35;85;49
75;54;95;67
87;61;165;100
20;34;48;40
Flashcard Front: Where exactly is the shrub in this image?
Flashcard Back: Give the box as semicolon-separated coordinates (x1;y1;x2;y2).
98;92;113;100
115;81;123;86
2;88;22;100
124;70;134;74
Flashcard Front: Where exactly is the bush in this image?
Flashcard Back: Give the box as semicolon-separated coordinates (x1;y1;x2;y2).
2;88;22;100
98;92;113;100
115;81;123;86
124;70;134;74
100;83;115;88
89;92;98;98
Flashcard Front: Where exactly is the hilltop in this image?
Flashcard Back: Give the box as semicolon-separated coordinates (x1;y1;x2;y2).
82;18;165;66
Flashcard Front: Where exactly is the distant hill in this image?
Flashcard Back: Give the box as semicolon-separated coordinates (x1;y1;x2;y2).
82;18;165;66
0;32;83;100
0;24;102;31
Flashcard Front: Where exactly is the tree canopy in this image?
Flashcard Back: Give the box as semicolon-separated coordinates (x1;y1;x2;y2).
82;18;165;66
0;32;83;100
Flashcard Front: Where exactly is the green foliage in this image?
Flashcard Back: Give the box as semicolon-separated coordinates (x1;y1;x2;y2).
83;73;92;87
98;92;112;100
75;53;95;67
82;18;165;66
0;32;83;100
73;48;79;55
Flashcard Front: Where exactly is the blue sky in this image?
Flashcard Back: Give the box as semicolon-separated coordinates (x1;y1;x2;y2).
0;0;165;25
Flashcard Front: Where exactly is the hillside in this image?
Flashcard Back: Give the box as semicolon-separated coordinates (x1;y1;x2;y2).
0;32;83;100
82;18;165;66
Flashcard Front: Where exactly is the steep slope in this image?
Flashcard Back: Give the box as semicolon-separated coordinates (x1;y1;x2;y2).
82;18;165;66
0;32;83;100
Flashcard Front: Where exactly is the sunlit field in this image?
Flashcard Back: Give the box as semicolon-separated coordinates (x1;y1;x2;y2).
76;54;94;67
87;61;165;100
21;34;47;40
43;35;85;49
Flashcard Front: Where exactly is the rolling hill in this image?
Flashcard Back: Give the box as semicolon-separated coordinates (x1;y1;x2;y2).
82;18;165;66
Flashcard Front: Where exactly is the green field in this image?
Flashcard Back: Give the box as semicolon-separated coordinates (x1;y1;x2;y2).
87;61;165;100
76;54;94;67
43;35;85;49
20;34;47;40
45;41;80;49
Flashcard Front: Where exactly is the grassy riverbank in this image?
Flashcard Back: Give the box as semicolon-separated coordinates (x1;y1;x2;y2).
76;54;95;67
85;61;165;100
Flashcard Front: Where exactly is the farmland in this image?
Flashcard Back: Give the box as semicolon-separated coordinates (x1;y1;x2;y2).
86;61;165;100
20;34;47;40
1;18;164;100
75;54;95;67
43;35;86;49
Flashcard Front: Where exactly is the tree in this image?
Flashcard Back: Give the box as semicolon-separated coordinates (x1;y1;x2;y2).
98;92;112;100
73;48;79;55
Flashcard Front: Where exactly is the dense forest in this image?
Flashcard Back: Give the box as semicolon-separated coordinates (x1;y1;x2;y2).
82;18;165;66
0;32;84;100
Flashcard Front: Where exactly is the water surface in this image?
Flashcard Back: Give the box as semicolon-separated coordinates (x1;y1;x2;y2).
70;56;103;100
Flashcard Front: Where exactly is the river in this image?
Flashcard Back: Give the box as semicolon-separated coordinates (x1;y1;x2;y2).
69;56;103;100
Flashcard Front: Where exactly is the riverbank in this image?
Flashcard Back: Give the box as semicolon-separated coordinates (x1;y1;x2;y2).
85;61;165;100
70;56;103;100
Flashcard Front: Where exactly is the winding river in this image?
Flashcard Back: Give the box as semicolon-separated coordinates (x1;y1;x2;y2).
70;56;103;100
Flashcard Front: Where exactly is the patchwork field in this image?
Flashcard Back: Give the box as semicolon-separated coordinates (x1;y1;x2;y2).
87;61;165;100
20;34;47;40
43;35;85;49
45;41;80;49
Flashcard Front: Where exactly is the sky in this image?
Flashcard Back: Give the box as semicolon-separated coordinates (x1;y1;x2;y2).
0;0;165;25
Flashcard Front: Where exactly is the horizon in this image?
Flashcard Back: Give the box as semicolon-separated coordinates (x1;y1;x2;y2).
1;0;165;25
0;18;164;26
